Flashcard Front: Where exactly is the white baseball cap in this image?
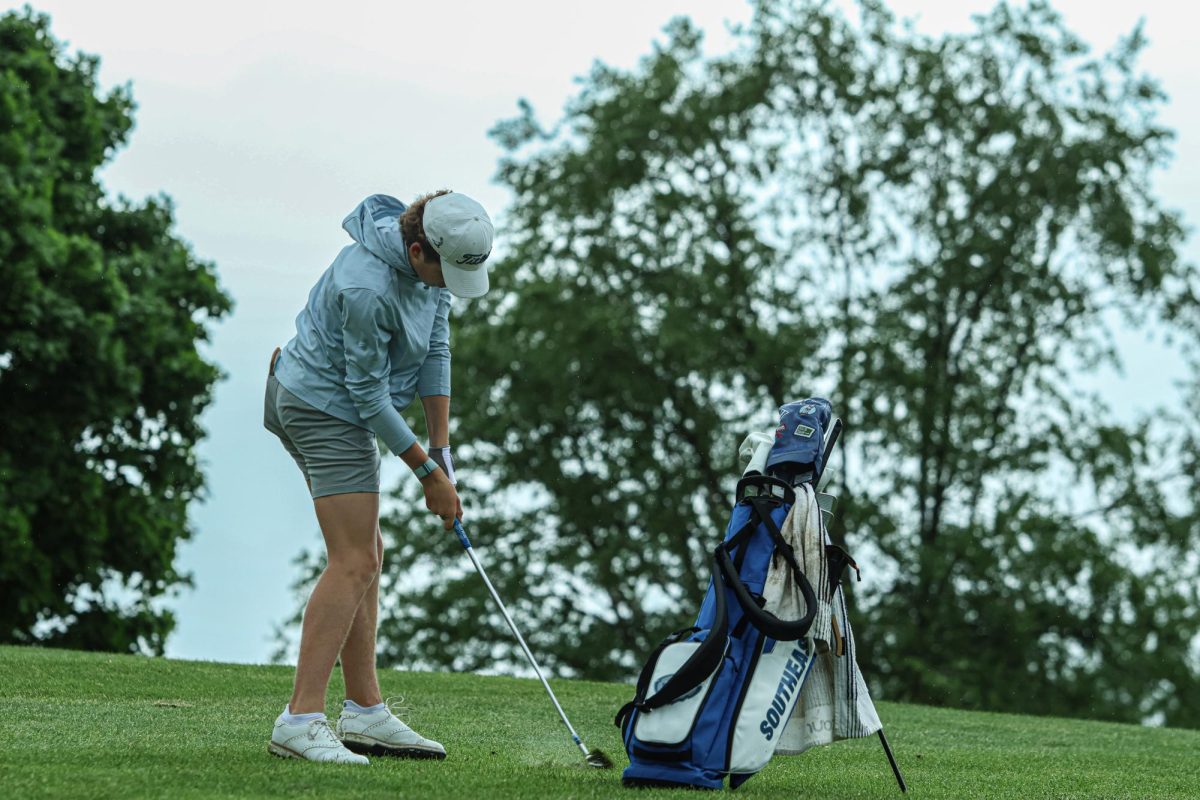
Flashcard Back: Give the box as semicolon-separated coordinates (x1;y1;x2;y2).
423;193;494;298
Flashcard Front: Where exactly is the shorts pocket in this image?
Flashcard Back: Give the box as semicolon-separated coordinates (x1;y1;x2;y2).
263;377;285;435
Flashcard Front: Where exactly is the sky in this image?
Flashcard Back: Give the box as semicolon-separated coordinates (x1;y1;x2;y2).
16;0;1199;665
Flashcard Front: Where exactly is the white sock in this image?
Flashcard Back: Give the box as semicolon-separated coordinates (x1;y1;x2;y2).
344;699;385;713
281;704;325;725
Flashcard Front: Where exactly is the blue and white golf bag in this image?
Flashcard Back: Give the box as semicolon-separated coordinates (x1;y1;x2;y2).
615;398;843;790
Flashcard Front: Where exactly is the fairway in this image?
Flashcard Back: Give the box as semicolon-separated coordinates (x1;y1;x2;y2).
0;645;1196;799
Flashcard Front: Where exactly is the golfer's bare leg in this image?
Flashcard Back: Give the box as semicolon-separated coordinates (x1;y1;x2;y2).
340;525;385;707
288;492;380;714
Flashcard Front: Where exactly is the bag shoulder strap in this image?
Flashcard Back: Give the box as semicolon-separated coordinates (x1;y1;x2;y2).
715;496;818;641
638;553;729;711
614;554;730;732
614;624;696;732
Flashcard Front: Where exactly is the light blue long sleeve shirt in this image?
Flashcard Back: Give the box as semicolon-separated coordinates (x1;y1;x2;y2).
273;194;451;456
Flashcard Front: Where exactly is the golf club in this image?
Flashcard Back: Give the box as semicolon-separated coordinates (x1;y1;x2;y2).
816;419;906;793
452;519;613;770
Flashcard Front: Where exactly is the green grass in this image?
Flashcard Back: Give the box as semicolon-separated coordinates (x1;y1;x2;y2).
1;646;1197;799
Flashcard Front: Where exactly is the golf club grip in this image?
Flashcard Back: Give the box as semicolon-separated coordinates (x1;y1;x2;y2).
462;547;582;740
815;417;843;486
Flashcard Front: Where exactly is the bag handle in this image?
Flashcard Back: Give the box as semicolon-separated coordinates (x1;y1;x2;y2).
715;496;818;641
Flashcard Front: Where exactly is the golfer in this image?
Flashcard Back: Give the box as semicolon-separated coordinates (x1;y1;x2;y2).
262;191;493;764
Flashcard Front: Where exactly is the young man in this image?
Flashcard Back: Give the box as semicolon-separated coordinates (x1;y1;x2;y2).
263;191;493;764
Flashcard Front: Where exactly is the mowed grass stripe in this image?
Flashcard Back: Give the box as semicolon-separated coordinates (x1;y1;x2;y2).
1;646;1197;799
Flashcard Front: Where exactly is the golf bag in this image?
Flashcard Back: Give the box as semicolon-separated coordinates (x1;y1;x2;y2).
615;399;842;790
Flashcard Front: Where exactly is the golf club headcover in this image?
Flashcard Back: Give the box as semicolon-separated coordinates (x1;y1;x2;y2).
765;398;832;485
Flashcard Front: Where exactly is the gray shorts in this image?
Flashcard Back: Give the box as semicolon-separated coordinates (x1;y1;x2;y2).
263;372;380;499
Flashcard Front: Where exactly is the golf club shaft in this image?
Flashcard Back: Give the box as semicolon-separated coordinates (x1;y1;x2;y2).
455;522;590;758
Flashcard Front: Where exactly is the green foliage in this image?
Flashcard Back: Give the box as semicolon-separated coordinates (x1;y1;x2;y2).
0;9;231;653
286;0;1200;726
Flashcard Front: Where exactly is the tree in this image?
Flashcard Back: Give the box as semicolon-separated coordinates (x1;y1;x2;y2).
285;0;1200;726
0;9;231;654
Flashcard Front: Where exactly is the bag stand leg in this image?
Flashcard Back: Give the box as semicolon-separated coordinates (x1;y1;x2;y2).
878;729;907;793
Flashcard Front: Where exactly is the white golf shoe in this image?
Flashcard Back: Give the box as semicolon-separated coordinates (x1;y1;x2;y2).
336;697;447;760
268;712;370;765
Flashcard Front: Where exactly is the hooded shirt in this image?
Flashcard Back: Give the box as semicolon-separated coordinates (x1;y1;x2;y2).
273;194;451;457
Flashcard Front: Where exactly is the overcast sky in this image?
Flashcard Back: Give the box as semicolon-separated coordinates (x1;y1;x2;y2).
18;0;1199;664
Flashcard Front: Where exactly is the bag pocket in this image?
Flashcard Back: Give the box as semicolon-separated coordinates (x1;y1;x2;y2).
727;637;814;773
634;641;726;746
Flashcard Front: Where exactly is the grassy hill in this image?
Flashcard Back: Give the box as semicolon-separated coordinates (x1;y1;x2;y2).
1;645;1196;799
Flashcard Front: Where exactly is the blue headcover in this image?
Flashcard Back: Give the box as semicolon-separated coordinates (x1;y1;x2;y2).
765;398;832;482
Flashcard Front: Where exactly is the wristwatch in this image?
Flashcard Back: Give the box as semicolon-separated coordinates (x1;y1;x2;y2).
413;458;440;480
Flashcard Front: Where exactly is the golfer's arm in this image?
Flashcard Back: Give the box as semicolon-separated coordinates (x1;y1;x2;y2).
417;290;452;448
339;288;420;457
397;440;431;470
421;394;450;448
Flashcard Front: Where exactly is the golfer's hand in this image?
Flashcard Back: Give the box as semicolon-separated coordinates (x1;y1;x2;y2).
420;469;461;530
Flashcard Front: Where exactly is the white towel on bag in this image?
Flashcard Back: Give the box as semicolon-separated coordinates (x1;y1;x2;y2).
762;485;882;755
